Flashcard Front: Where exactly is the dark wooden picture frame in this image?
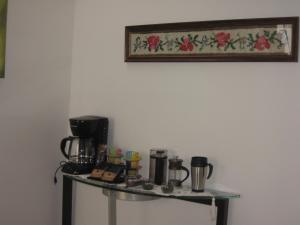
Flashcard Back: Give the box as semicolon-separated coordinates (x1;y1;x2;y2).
125;17;299;62
0;0;7;77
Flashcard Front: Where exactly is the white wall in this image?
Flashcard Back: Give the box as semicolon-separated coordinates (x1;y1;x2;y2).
70;0;300;225
0;1;74;225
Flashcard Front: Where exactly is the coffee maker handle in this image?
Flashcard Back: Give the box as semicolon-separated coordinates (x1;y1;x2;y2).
60;137;72;159
207;163;213;179
179;166;190;185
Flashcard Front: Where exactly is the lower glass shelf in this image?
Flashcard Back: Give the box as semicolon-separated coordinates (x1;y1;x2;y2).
102;189;160;201
65;174;240;200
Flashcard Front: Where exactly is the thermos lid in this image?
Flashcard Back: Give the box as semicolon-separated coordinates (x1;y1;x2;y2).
191;157;208;166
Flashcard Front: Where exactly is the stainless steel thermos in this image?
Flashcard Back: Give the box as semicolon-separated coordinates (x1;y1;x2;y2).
191;157;213;192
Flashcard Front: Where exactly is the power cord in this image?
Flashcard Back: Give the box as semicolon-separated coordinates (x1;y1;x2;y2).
53;161;67;184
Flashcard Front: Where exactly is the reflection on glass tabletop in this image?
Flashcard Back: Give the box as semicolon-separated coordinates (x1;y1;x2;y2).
64;174;240;200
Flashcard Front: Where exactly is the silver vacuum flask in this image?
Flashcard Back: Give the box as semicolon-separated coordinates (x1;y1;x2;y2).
191;157;213;192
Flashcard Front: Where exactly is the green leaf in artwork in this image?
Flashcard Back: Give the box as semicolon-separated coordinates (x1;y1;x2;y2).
159;44;164;51
270;31;277;38
248;33;254;42
143;41;148;49
278;42;284;49
269;31;277;42
133;37;143;52
264;31;270;37
199;44;205;52
224;44;229;51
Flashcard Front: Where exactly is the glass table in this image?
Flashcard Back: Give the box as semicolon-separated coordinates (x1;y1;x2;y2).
62;175;240;225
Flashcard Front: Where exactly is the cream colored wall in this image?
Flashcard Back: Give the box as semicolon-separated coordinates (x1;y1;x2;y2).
70;0;300;225
0;1;74;225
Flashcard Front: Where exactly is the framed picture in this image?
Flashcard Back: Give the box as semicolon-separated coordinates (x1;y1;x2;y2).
0;0;7;78
125;17;299;62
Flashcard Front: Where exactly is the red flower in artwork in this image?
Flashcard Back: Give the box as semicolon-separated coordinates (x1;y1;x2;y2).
255;36;271;51
215;32;231;47
179;37;193;51
147;35;160;51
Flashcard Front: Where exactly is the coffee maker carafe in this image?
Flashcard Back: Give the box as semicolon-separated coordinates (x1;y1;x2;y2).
60;116;108;174
60;136;96;164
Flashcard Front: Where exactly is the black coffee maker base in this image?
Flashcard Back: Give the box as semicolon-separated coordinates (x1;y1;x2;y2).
61;162;94;175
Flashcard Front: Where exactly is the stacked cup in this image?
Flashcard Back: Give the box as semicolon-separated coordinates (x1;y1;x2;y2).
107;147;123;164
124;151;141;177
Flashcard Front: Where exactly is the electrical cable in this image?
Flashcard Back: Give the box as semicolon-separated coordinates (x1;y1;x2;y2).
53;161;67;184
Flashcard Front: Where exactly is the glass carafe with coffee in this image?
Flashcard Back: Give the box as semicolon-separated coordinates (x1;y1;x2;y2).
168;156;190;187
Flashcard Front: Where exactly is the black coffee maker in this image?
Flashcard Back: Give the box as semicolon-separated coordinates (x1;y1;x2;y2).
60;116;109;174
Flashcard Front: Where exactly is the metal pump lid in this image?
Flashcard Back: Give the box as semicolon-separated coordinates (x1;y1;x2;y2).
150;149;167;158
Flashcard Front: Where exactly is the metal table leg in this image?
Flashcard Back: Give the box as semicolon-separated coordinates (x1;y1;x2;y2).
62;175;73;225
106;190;117;225
216;199;229;225
102;189;159;225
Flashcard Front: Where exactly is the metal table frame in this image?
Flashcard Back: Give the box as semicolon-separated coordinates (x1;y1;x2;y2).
62;175;231;225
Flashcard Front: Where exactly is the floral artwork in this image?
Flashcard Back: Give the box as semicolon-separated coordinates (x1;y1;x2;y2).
0;0;7;78
125;17;299;62
131;27;290;55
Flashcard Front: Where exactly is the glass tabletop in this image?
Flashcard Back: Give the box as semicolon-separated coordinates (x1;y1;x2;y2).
65;174;240;200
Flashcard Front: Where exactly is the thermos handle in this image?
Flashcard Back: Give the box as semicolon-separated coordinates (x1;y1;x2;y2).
60;136;72;159
207;163;213;179
179;165;190;185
